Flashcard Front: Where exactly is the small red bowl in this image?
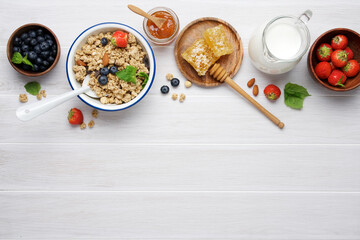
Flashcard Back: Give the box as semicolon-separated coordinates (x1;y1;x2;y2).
307;28;360;91
7;23;61;77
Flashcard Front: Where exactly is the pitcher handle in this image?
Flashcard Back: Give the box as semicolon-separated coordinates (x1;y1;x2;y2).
299;9;312;24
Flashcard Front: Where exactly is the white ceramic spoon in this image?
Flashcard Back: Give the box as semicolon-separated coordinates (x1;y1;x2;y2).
16;76;98;121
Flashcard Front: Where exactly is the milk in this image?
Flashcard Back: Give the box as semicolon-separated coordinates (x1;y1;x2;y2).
248;14;311;75
265;23;302;60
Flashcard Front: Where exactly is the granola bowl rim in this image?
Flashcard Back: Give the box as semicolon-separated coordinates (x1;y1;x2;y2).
66;22;156;111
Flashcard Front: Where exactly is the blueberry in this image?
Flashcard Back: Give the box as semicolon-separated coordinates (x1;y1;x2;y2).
40;51;50;58
98;75;108;85
37;36;45;43
13;46;21;53
46;39;54;47
39;65;47;71
52;44;57;51
44;34;52;40
22;51;29;57
171;78;180;87
160;85;169;94
100;67;109;75
42;60;49;67
101;38;108;46
109;66;118;74
28;30;36;38
48;56;55;63
28;51;37;61
36;57;43;65
51;49;57;57
14;37;22;46
40;41;49;51
33;64;39;72
22;63;32;71
20;32;28;40
170;78;180;87
30;38;37;46
24;37;31;45
36;28;43;36
21;44;29;52
34;45;41;54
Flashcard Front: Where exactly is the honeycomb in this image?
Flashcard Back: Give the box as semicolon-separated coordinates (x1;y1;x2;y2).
181;39;219;76
203;24;233;57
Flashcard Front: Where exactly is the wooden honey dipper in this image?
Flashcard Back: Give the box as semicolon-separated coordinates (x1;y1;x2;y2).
209;63;285;129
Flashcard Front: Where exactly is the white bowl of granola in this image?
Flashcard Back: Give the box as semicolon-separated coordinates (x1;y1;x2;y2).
66;22;155;111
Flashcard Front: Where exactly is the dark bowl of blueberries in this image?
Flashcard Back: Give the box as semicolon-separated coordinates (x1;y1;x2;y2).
7;23;60;77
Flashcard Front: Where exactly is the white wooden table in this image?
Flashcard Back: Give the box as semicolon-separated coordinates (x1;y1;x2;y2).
1;0;360;239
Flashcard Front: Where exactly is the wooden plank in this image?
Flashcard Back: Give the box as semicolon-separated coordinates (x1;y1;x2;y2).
1;144;359;191
0;192;359;239
0;95;359;144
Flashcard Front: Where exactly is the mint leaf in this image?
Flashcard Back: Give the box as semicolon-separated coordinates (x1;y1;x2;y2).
284;83;310;110
22;54;34;69
11;52;23;64
138;72;149;88
284;83;310;99
284;93;304;109
116;65;137;84
24;81;41;96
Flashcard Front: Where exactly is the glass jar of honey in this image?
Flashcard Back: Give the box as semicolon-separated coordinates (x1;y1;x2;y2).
143;7;179;45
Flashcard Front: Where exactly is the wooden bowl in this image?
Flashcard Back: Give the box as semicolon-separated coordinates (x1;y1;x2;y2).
7;23;60;77
307;28;360;91
174;17;243;87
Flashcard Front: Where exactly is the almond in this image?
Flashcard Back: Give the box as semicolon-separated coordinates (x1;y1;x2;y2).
253;84;259;96
102;53;109;66
247;78;255;88
76;60;86;66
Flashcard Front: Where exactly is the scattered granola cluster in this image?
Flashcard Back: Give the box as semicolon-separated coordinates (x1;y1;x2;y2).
73;32;149;105
19;89;47;103
19;94;28;103
79;110;98;130
166;73;173;80
36;90;47;100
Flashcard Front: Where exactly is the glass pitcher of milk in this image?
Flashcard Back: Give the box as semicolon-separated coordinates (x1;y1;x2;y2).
248;10;312;74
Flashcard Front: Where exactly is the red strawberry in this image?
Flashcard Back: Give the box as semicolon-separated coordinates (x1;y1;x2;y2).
68;108;84;125
331;34;348;50
344;47;354;60
331;50;348;68
315;62;332;79
329;62;336;71
316;43;333;61
342;60;360;77
111;31;128;48
264;84;281;101
328;69;347;87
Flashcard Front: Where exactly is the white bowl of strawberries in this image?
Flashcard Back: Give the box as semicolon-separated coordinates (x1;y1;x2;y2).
308;28;360;91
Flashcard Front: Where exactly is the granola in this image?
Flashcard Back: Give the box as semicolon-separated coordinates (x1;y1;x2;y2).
179;93;186;102
19;94;28;103
88;120;95;128
73;32;149;105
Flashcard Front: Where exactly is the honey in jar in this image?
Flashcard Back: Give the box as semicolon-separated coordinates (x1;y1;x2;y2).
146;11;176;39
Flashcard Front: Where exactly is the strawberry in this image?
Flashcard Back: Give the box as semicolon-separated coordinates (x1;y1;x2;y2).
264;84;281;101
68;108;83;125
331;34;348;50
328;69;347;87
111;31;128;48
315;62;332;79
316;43;333;61
331;50;348;68
342;60;360;77
329;61;336;71
344;47;354;60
